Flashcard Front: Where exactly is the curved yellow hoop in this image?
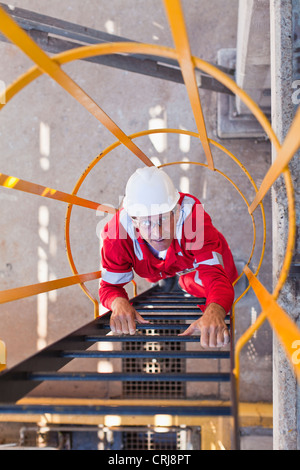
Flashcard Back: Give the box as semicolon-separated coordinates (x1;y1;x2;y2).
64;129;266;321
1;41;294;300
1;42;279;148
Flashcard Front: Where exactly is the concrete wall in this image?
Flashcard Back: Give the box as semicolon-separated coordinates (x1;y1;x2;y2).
233;0;300;448
270;0;300;450
236;0;271;115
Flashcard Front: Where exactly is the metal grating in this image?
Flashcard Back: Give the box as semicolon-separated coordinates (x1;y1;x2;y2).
122;320;186;399
122;430;179;451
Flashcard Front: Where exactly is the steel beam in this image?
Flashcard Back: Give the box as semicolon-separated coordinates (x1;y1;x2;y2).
27;371;231;382
0;403;232;416
60;350;230;359
0;3;234;95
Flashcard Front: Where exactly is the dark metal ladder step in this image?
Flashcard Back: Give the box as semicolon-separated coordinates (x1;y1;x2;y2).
0;403;232;417
60;350;230;359
135;306;203;311
26;372;231;382
99;320;230;328
84;335;204;342
102;323;193;330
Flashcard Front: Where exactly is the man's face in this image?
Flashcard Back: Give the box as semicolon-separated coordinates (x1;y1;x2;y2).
132;209;177;251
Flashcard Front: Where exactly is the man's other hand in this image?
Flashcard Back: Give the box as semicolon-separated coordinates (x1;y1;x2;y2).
110;297;150;335
179;303;230;348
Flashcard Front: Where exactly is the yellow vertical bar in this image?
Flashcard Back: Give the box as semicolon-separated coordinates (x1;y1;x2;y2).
131;280;137;297
0;6;153;167
0;340;6;372
163;0;214;169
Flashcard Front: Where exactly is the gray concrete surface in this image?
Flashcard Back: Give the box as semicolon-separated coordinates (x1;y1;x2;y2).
0;0;273;409
240;427;273;450
235;0;271;115
270;0;300;450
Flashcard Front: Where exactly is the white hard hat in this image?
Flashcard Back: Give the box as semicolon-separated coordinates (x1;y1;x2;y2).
123;166;180;217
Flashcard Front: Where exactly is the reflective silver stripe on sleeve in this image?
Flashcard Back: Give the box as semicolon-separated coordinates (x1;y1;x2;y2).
197;251;224;267
119;210;143;261
176;251;224;276
102;269;134;284
194;271;203;286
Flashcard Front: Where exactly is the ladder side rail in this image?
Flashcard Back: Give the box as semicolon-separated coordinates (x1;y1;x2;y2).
0;309;111;402
0;285;170;402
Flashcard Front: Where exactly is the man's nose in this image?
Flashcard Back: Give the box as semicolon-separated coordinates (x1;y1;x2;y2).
151;222;163;239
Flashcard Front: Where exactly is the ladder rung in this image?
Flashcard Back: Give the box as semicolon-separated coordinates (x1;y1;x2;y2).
27;372;231;382
139;294;205;300
135;308;201;312
0;404;232;417
84;335;201;342
134;299;203;304
101;323;189;330
120;314;202;320
140;291;204;296
60;350;231;359
99;319;230;327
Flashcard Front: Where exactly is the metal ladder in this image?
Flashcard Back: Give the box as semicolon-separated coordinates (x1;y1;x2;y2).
0;285;240;449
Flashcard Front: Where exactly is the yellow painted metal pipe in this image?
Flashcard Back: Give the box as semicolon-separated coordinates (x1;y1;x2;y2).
163;0;214;170
0;340;6;372
0;172;116;213
0;271;101;304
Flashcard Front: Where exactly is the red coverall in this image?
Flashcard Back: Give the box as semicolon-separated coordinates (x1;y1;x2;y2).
99;193;238;313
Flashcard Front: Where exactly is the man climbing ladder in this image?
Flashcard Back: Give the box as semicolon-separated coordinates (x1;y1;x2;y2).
99;166;238;348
